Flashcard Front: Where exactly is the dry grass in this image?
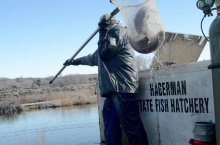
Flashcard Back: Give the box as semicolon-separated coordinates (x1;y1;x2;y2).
18;89;97;110
61;94;97;106
0;89;96;115
18;89;95;104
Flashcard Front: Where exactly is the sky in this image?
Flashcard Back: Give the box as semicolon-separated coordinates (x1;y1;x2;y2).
0;0;217;79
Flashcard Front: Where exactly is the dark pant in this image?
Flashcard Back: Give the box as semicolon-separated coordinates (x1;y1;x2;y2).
102;93;149;145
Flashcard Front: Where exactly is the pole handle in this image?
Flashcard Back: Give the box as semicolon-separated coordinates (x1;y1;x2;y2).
49;27;100;84
110;7;120;19
49;7;120;84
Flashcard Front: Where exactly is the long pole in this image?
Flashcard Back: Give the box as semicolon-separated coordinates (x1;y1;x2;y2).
49;7;120;84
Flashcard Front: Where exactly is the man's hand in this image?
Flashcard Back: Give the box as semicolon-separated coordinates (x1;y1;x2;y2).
63;59;81;66
98;15;110;29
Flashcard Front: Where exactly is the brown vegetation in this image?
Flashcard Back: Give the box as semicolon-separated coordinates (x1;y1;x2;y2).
0;74;98;89
0;96;23;115
20;89;97;110
0;89;97;115
18;89;95;104
0;74;98;115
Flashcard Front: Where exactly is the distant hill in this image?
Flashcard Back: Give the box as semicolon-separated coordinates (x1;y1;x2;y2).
0;74;98;90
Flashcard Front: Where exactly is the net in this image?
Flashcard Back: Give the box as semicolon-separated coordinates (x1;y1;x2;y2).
111;0;165;54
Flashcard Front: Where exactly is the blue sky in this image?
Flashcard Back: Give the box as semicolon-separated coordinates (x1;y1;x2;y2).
0;0;216;79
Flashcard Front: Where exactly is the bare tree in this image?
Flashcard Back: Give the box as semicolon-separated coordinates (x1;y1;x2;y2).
134;55;151;70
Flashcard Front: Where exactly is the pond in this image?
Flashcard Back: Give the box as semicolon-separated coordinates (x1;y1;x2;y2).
0;104;101;145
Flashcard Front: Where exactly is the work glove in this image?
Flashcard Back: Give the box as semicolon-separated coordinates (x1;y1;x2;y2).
98;28;108;46
63;58;81;66
98;15;110;29
98;14;111;46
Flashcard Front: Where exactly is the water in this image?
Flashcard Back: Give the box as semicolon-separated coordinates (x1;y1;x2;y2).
0;104;100;145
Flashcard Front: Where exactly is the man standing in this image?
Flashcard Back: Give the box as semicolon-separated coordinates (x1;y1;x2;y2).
64;14;149;145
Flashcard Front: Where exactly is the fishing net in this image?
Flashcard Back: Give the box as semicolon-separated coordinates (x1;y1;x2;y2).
111;0;165;54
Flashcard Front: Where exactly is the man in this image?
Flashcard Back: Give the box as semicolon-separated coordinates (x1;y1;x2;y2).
64;14;149;145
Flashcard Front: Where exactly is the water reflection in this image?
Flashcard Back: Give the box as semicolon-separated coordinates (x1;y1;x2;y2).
0;104;100;145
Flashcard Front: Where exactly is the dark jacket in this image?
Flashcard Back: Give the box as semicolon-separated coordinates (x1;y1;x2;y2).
76;23;138;97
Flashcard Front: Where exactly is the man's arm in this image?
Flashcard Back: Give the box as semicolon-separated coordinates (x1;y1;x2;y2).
64;50;98;66
98;28;121;59
97;15;124;60
79;49;98;66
